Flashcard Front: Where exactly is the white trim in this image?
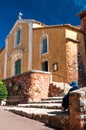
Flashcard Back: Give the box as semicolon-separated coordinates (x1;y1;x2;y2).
5;19;46;41
11;61;14;76
28;21;33;71
4;38;8;79
30;70;51;74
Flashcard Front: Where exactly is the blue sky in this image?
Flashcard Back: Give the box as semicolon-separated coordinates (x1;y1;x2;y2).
0;0;86;50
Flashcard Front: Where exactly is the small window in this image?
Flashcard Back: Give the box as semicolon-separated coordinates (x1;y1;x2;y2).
41;37;48;55
15;59;21;75
14;28;21;46
41;61;48;71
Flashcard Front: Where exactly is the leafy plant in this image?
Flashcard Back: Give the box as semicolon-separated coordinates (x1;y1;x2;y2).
0;81;8;100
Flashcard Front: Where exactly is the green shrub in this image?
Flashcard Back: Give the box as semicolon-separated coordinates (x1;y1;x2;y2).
0;81;8;100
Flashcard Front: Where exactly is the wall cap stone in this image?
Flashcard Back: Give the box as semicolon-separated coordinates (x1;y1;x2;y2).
3;70;52;81
29;70;52;75
70;87;86;97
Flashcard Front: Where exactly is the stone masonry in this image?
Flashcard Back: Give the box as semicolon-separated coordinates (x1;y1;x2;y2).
3;87;86;130
69;87;86;130
4;70;52;104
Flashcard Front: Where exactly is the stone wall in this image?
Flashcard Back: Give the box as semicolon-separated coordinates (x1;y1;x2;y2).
69;87;86;130
66;39;78;83
78;51;86;87
4;70;51;104
28;70;51;101
48;83;64;97
48;82;70;97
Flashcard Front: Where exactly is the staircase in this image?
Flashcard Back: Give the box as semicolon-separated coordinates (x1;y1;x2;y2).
4;96;70;129
18;96;63;109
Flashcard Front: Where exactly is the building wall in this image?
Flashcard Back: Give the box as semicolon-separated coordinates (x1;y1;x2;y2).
66;40;78;83
0;18;86;86
32;27;67;82
77;32;86;86
65;29;79;83
6;21;29;78
7;21;29;57
77;32;86;73
0;47;5;79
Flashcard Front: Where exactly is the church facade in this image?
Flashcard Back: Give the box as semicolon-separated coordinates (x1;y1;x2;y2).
0;10;86;87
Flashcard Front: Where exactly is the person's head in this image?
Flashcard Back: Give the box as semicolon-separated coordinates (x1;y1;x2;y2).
70;81;78;88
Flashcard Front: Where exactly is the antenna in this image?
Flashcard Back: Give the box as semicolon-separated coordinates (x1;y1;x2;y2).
18;12;23;20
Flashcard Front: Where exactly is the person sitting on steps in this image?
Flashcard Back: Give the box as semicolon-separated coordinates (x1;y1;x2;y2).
62;80;79;111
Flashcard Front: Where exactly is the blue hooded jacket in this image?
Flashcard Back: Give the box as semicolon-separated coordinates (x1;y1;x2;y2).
62;81;79;109
69;80;79;92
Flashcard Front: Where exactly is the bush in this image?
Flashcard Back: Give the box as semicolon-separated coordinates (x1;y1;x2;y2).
0;81;8;100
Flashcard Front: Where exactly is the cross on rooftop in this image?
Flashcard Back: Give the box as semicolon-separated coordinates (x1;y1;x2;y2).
18;12;23;20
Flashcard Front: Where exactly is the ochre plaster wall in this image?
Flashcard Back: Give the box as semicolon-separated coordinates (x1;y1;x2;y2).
0;48;5;79
32;27;67;82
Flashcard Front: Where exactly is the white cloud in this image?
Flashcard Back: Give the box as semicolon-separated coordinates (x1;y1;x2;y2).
74;0;86;9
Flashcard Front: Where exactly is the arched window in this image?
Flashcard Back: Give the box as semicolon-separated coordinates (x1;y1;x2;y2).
14;28;21;46
41;36;48;55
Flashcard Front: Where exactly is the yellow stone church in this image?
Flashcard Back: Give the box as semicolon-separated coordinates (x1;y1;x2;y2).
0;10;86;87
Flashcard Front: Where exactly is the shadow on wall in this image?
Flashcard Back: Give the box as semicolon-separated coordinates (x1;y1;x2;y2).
78;52;86;87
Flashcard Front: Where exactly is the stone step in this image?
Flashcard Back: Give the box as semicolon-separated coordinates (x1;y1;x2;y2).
18;96;63;109
3;106;69;129
43;96;63;101
18;103;62;109
28;99;62;104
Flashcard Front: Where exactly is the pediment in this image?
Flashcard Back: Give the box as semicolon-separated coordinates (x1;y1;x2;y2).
5;20;28;40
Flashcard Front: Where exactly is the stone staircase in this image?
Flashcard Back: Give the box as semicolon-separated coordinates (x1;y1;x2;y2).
18;96;63;109
4;96;70;129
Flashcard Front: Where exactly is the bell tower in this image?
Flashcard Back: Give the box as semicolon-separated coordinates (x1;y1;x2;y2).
78;10;86;32
78;10;86;53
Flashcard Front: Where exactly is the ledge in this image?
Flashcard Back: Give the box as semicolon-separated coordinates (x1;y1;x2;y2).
3;70;52;81
66;38;80;44
70;87;86;97
29;70;51;75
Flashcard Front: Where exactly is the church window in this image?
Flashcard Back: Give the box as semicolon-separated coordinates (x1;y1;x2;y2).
15;59;21;75
14;28;21;46
41;36;48;55
41;61;48;71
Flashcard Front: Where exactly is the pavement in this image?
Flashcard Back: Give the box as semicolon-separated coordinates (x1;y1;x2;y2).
0;96;69;129
0;106;56;130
